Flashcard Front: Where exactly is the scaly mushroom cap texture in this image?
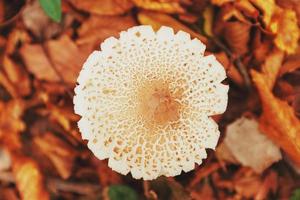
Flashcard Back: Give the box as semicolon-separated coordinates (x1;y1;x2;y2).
74;25;229;180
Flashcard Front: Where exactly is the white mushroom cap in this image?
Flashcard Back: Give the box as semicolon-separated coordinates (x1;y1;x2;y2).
74;25;229;180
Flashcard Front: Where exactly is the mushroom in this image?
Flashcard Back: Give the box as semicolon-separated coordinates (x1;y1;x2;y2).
74;25;229;180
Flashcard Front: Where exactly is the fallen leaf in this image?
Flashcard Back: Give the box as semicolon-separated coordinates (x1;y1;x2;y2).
0;100;25;151
68;0;133;16
11;153;50;200
132;0;185;13
223;21;251;55
46;35;86;85
77;15;136;48
250;0;276;25
278;47;300;76
251;70;300;166
138;10;208;43
250;0;300;54
270;9;300;54
203;6;214;36
33;132;77;179
20;43;60;82
260;47;284;89
0;70;18;98
2;56;31;97
224;116;282;173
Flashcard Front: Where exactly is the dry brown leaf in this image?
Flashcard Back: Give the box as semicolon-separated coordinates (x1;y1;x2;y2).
20;43;60;82
2;56;31;97
11;153;50;200
278;47;300;76
46;35;86;85
69;0;133;16
0;100;25;151
77;15;136;48
224;117;282;173
132;0;185;13
0;70;18;97
260;48;284;89
0;100;25;138
251;70;300;166
252;31;272;63
33;132;77;179
138;11;208;43
224;21;251;55
5;29;31;55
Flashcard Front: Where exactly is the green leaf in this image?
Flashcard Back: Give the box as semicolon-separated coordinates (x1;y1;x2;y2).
290;188;300;200
108;185;138;200
39;0;62;22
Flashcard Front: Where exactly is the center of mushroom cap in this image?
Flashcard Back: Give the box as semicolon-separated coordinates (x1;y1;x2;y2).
137;79;183;127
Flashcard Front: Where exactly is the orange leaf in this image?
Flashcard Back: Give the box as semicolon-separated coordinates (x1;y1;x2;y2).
251;70;300;166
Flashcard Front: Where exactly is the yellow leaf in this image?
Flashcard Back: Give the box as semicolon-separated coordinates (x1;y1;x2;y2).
203;6;214;36
250;0;299;54
270;9;300;54
132;0;185;13
250;0;276;25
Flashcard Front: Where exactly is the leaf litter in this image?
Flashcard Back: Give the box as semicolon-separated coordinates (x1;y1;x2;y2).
0;0;300;199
